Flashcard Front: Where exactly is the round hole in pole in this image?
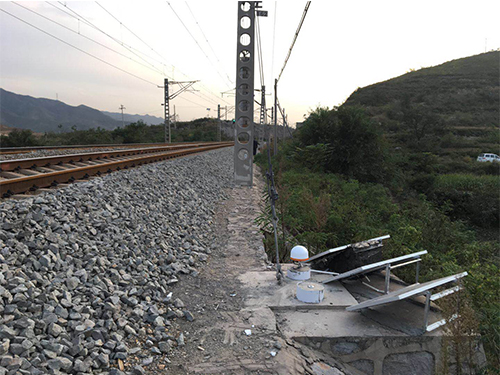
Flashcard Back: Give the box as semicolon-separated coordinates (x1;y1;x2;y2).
237;132;250;145
238;148;249;161
237;116;251;128
239;67;250;79
240;2;251;12
240;33;251;46
240;16;251;29
239;50;251;63
238;100;250;112
238;83;250;95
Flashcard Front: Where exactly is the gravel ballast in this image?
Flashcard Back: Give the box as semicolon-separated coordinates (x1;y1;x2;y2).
0;147;233;374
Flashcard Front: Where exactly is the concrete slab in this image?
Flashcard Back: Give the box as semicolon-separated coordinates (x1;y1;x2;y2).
276;309;405;338
239;265;358;310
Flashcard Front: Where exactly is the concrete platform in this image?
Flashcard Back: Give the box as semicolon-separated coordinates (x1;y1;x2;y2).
238;263;453;375
240;266;358;310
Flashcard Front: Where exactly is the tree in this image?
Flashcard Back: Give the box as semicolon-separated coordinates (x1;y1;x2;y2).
401;95;445;147
1;129;38;147
297;106;386;182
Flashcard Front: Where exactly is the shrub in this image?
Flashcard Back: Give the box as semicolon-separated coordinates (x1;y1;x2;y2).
430;174;499;228
0;129;39;147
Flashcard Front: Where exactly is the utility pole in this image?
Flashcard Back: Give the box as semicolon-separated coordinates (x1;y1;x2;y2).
282;107;286;140
273;78;278;155
119;104;126;128
269;106;273;147
160;79;197;144
217;104;221;141
163;78;170;143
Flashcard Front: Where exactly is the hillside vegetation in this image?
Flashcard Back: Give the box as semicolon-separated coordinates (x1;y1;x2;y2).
344;51;499;155
256;52;500;370
0;118;230;147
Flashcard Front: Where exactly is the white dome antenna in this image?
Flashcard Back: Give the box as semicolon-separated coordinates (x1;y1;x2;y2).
290;245;309;262
287;245;311;280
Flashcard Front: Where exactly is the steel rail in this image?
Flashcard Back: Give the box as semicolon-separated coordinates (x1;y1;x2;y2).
0;142;223;172
0;141;210;155
1;142;233;197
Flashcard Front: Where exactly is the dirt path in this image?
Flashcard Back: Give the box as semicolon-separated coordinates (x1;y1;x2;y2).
161;169;320;374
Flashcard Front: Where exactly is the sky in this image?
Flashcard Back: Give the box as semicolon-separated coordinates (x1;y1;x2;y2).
1;0;499;127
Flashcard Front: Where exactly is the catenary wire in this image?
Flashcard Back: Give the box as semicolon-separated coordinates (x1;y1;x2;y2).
95;1;232;105
255;13;265;87
12;2;166;77
277;1;311;83
0;8;159;86
166;1;233;90
184;2;234;86
95;2;172;65
49;2;230;106
49;1;170;77
271;1;277;79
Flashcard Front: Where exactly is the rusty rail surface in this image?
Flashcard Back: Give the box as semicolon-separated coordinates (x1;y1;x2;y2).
0;141;207;155
0;142;233;197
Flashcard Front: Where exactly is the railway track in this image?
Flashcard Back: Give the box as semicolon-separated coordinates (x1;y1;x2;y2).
0;142;233;198
0;141;206;155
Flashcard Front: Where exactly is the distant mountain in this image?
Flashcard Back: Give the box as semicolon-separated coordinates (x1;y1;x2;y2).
0;89;121;133
101;111;163;125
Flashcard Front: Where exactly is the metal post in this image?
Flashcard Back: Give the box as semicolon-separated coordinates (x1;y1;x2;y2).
217;104;221;142
234;1;256;186
164;78;170;144
416;261;420;284
119;105;126;128
273;78;278;155
282;107;286;140
423;291;431;331
384;264;391;294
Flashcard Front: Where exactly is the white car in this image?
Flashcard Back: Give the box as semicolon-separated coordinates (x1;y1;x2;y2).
477;153;500;163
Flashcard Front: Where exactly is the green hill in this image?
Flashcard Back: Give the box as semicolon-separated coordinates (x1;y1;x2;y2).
343;51;499;154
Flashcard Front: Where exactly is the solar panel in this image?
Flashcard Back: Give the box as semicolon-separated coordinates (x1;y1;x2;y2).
322;250;428;284
346;272;468;312
305;235;390;263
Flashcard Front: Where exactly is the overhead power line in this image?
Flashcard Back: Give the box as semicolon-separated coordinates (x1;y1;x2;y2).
57;2;230;106
95;2;171;65
166;1;233;89
9;2;231;110
49;1;169;77
255;13;265;87
93;1;233;106
0;8;158;86
271;1;277;79
184;2;234;86
277;1;311;82
12;2;166;77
